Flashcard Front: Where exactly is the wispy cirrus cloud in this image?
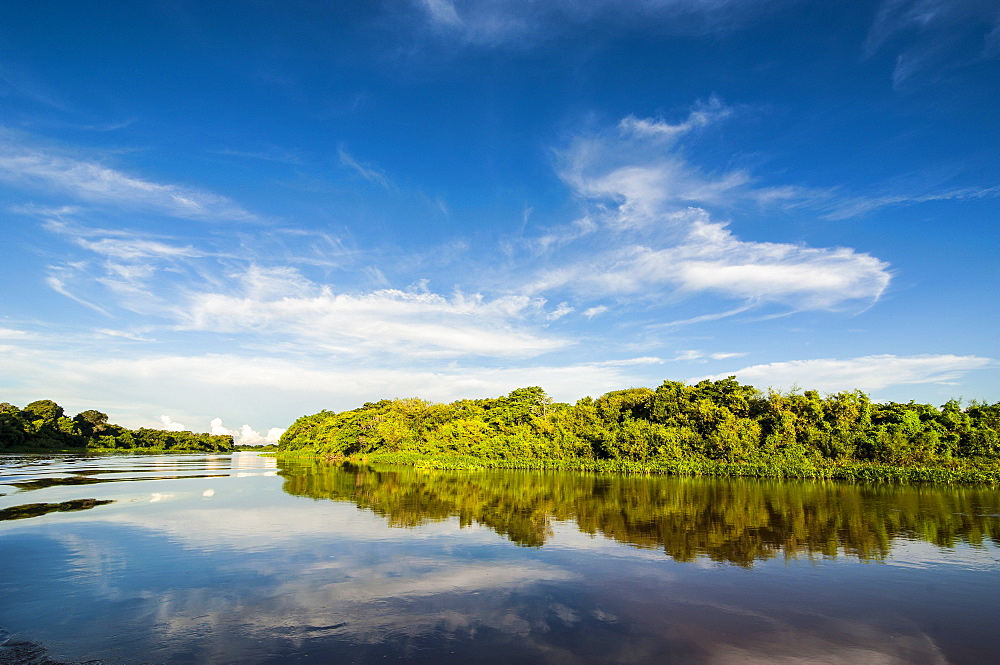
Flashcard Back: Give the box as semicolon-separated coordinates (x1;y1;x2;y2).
697;354;993;394
0;131;260;222
864;0;1000;86
413;0;781;47
0;63;70;111
38;220;217;315
338;146;393;190
821;184;1000;220
44;273;113;317
74;237;207;261
96;328;155;342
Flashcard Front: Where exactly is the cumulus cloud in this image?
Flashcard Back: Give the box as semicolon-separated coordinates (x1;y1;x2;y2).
159;415;188;431
696;354;993;394
210;418;286;446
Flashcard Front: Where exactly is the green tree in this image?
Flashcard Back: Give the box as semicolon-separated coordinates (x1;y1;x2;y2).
73;409;110;436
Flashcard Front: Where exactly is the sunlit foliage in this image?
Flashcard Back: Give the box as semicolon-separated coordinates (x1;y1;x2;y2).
279;379;1000;479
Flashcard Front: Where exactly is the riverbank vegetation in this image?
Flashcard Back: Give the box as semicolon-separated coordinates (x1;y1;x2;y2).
278;379;1000;483
0;399;233;452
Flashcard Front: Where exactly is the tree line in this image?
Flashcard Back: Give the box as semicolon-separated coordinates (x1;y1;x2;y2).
0;399;234;452
278;378;1000;468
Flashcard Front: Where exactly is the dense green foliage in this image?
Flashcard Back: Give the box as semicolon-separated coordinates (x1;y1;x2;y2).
0;399;234;452
279;379;1000;481
279;458;1000;565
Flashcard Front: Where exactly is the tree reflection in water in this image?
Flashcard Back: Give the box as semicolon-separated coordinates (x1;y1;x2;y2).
279;458;1000;567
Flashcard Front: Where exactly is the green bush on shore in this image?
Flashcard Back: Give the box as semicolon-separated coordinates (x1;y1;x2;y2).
277;379;1000;483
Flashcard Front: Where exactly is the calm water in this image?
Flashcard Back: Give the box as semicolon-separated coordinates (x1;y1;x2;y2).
1;453;999;664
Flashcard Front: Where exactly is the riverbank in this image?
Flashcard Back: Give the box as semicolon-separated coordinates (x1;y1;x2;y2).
0;446;228;455
272;451;1000;484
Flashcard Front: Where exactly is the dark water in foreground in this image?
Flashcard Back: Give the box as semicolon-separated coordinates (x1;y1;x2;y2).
1;453;998;664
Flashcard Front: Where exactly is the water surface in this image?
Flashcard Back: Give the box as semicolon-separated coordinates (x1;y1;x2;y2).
1;453;998;664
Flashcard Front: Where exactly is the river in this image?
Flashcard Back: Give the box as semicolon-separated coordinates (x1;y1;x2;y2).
1;452;998;664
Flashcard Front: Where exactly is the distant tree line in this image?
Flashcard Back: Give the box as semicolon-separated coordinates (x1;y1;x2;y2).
0;399;234;452
279;379;1000;467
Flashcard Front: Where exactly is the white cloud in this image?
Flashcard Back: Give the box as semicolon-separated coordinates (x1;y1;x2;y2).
76;237;205;260
864;0;1000;86
589;356;663;367
0;328;31;339
111;354;638;405
160;415;187;431
179;265;569;359
422;0;465;27
0;336;657;427
821;185;1000;220
0;132;259;222
45;274;113;316
618;96;731;140
529;216;598;254
674;349;747;362
33;217;572;361
338;147;392;190
210;418;286;446
696;354;993;394
529;209;890;309
96;329;155;342
536;108;893;312
558;103;817;229
546;302;574;320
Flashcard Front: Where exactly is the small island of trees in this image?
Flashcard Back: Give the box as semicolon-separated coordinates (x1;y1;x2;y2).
0;399;234;452
278;378;1000;483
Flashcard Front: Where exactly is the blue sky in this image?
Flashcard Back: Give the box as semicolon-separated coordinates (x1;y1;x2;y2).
1;0;997;442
